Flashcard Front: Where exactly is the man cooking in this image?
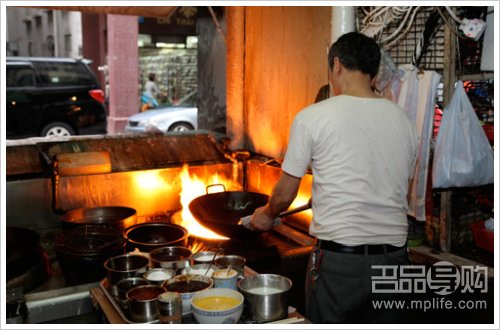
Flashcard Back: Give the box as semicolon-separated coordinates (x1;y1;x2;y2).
250;32;418;323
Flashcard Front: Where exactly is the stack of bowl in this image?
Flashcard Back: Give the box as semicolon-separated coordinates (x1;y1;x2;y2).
104;254;150;297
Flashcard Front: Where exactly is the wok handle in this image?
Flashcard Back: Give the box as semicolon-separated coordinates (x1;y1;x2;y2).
278;203;311;217
206;183;226;194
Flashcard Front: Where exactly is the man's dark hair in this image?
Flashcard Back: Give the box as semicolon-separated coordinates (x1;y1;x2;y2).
328;32;381;78
148;72;156;81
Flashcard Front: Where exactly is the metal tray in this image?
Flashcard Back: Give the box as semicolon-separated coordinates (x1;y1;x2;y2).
99;278;159;324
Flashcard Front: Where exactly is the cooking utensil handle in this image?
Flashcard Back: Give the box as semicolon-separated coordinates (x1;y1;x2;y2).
206;183;226;194
278;203;311;218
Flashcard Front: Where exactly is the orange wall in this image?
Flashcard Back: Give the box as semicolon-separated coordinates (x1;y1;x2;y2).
243;7;331;159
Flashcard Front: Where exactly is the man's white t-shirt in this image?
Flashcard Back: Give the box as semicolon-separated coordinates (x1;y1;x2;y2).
282;95;418;247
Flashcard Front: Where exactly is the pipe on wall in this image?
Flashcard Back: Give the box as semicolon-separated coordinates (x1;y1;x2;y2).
331;6;356;43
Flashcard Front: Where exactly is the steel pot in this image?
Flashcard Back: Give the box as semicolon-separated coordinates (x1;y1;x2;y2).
191;251;224;265
116;277;150;310
126;284;166;323
149;246;192;272
60;206;137;231
104;254;150;297
123;222;189;252
214;255;246;277
238;274;292;322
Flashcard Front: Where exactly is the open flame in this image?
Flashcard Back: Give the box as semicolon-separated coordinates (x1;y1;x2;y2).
178;165;231;240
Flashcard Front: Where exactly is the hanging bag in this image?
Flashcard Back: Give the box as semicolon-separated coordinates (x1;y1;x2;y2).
432;80;494;188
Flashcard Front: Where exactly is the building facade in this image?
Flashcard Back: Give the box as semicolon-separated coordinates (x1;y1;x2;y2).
6;7;82;58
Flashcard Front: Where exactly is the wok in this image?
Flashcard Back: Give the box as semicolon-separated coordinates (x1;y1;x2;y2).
60;206;137;231
189;191;269;239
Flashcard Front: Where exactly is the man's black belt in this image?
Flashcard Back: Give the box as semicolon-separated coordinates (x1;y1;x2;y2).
316;239;406;255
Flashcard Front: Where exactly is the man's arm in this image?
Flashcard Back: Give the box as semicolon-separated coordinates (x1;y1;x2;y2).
250;171;302;231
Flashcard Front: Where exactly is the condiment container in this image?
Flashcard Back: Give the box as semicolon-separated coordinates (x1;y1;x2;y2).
126;284;166;323
213;268;238;290
115;277;150;310
143;268;173;285
157;291;182;324
214;255;246;277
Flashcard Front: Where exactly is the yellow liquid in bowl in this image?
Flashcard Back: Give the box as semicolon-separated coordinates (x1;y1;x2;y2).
194;296;240;310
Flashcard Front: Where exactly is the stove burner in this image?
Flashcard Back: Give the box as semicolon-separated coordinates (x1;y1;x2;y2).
185;232;292;273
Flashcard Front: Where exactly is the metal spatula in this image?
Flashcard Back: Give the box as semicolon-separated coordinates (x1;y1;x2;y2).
238;203;311;229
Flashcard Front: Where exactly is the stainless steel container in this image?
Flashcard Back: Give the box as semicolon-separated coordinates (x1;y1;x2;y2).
191;251;224;265
157;292;182;324
143;268;173;285
182;263;220;277
149;246;192;273
126;284;166;323
116;277;150;310
214;255;246;277
104;254;149;297
238;274;292;322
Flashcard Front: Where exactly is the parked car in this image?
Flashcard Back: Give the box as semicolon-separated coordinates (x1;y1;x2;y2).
6;57;107;139
125;105;198;133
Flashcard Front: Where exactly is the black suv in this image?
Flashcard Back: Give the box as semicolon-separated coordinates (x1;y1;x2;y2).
6;57;107;139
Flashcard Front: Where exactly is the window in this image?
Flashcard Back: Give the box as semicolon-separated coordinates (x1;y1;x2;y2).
33;61;94;86
64;34;72;56
7;65;35;88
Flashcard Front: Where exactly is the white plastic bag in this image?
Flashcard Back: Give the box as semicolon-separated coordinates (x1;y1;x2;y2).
432;81;494;188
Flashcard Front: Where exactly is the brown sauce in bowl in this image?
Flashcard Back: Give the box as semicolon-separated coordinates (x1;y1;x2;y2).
129;286;165;301
166;280;210;293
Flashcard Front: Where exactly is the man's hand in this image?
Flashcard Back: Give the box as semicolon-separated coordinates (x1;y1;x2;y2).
250;171;302;231
250;206;275;231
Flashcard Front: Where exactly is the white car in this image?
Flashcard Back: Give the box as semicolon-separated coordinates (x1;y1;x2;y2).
125;106;198;133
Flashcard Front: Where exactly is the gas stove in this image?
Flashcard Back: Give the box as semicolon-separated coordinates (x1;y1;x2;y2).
6;133;315;323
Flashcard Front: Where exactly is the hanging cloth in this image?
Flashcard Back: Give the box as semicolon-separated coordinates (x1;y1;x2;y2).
385;64;441;221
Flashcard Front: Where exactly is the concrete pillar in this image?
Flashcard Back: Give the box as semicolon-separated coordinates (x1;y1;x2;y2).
107;14;139;134
226;7;245;150
331;7;355;43
81;13;107;89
